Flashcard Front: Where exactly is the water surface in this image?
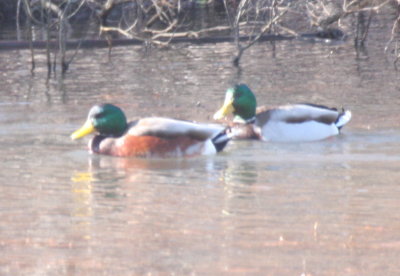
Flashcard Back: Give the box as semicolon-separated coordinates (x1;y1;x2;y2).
1;22;400;275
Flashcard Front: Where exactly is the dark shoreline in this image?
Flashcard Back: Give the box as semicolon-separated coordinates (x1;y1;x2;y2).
0;34;295;51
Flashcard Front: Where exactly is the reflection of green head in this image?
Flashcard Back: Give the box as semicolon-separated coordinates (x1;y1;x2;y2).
213;84;257;122
71;104;128;140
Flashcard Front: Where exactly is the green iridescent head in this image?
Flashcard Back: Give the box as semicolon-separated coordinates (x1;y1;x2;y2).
71;104;128;139
213;84;257;122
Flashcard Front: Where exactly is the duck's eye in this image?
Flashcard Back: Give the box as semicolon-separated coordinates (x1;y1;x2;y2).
94;113;104;119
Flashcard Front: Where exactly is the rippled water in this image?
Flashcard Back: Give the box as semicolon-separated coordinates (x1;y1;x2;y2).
1;22;400;275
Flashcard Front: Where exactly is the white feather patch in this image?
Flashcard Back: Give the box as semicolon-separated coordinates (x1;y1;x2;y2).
335;110;352;128
201;140;218;155
261;120;339;142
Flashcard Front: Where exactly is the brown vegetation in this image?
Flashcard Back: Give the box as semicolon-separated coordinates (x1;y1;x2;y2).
2;0;399;75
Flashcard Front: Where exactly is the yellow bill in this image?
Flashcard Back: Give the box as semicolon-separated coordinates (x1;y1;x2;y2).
71;119;95;140
213;92;235;120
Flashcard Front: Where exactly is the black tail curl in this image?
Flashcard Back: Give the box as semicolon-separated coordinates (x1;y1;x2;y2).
211;128;231;153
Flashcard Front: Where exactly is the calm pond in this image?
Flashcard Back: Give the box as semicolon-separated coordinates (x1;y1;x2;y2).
1;21;400;275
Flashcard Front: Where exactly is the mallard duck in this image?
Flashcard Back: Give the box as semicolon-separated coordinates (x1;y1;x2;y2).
213;84;352;142
71;104;230;158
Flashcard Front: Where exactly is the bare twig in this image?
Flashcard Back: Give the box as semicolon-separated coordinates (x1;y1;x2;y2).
101;26;168;46
16;0;22;40
233;2;292;66
344;0;391;13
385;9;400;53
23;0;35;73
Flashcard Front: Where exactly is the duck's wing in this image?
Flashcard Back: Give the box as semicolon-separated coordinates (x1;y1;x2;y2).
127;117;225;141
256;104;342;125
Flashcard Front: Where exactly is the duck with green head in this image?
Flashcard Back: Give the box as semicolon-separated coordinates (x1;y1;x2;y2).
213;84;352;142
71;104;230;158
